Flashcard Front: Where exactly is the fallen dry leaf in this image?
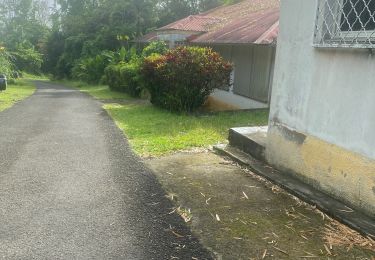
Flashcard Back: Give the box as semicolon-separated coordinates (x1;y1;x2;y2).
262;249;267;259
323;220;375;252
171;230;184;238
272;246;288;255
323;244;332;255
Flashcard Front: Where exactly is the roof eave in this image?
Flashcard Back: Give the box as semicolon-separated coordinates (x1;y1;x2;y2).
190;41;276;46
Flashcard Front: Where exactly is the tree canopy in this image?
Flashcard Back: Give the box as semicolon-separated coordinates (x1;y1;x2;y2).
0;0;240;77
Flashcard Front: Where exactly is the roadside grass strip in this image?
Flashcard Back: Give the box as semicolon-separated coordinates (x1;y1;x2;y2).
67;80;269;157
0;80;35;112
58;81;132;100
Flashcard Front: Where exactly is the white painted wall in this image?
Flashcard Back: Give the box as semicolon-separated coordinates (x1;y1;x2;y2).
269;0;375;160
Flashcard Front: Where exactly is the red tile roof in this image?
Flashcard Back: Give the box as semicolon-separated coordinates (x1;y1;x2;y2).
192;8;279;44
157;15;223;32
138;0;280;45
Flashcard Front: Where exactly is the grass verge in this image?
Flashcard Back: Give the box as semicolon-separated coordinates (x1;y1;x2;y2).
57;80;132;100
66;80;269;157
105;103;269;157
0;79;36;112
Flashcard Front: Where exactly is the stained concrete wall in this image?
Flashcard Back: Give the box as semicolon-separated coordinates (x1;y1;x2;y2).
266;0;375;216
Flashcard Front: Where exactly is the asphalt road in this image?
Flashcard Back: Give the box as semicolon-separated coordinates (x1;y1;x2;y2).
0;81;212;259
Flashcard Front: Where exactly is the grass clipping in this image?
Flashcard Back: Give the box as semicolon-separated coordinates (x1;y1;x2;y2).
323;219;375;252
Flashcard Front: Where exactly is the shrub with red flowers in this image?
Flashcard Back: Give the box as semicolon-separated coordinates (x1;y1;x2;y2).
141;46;233;112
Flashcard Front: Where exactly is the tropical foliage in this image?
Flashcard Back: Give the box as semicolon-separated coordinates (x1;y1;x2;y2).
72;51;114;83
11;42;43;74
0;47;13;78
142;46;233;112
0;0;49;74
0;0;238;79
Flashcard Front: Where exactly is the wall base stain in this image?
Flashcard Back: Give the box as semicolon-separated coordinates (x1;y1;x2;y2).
203;96;240;112
266;123;375;217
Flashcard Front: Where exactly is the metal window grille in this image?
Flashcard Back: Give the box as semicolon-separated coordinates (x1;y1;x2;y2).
314;0;375;48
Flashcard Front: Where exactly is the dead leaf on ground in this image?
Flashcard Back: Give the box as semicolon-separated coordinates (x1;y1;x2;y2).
323;220;375;252
323;244;332;255
171;230;184;238
176;207;192;223
272;246;288;255
262;249;267;259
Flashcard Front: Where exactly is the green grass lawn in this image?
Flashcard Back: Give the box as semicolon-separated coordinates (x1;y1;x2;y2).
0;80;36;112
58;81;132;100
105;103;269;157
66;80;269;157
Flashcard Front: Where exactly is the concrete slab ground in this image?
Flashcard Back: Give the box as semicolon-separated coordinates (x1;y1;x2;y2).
146;152;375;259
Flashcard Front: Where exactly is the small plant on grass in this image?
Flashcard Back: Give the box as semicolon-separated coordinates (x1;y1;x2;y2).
141;46;233;112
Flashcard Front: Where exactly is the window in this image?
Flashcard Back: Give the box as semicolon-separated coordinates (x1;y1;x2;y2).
314;0;375;48
341;0;375;31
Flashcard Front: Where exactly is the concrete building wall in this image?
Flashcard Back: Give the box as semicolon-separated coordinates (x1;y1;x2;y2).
210;44;275;107
266;0;375;216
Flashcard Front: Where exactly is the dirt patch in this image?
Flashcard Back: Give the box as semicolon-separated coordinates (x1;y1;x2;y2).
146;152;375;259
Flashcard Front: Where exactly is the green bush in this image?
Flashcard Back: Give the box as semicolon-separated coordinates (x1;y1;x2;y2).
104;59;142;97
142;41;168;57
141;46;233;112
12;42;43;75
72;51;114;83
0;46;13;78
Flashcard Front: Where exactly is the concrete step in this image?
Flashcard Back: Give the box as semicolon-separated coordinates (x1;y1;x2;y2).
213;144;375;240
228;126;268;161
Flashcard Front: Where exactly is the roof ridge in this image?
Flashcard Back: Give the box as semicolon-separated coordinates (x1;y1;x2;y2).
199;0;247;16
157;13;224;32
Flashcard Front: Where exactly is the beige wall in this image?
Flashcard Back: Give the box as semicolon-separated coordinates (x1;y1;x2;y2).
267;0;375;216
